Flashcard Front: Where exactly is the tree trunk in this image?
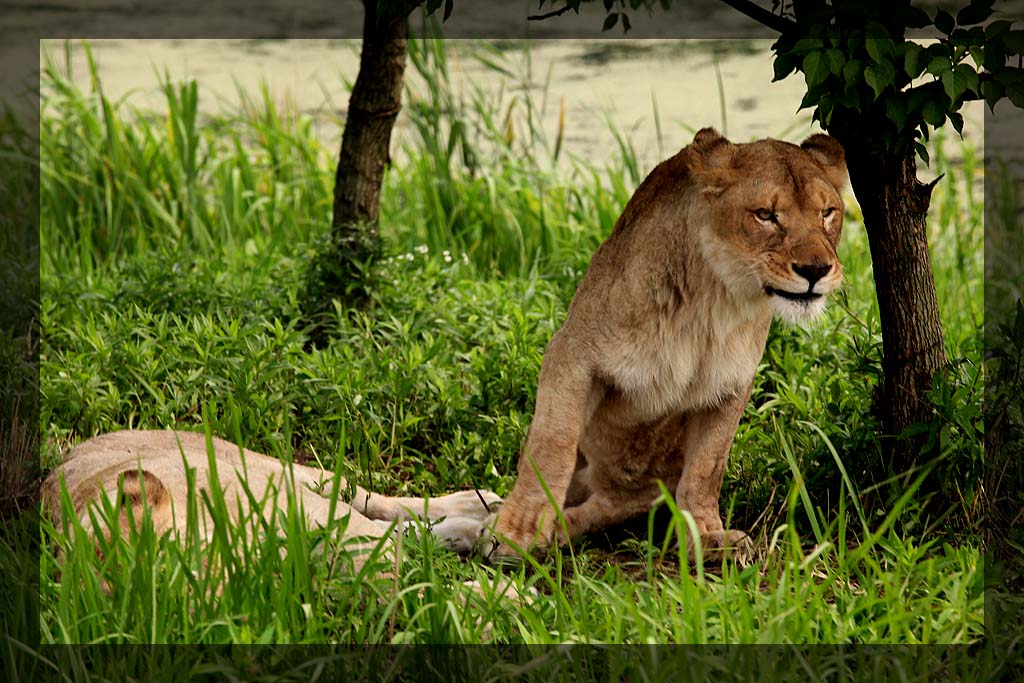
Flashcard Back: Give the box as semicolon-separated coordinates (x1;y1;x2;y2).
837;138;947;470
302;0;409;342
332;0;408;237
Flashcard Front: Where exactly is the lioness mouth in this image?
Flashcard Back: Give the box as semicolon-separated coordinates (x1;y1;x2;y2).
765;286;822;302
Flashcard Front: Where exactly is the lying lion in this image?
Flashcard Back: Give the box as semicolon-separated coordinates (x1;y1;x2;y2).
42;429;501;570
482;127;847;563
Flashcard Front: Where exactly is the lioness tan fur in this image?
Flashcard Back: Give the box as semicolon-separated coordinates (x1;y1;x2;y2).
42;429;501;570
482;128;847;563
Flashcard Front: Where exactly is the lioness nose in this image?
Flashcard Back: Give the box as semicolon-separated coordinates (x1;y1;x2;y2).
792;262;832;287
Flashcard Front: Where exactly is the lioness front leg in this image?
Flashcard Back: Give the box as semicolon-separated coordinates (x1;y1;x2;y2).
485;337;596;563
674;382;754;562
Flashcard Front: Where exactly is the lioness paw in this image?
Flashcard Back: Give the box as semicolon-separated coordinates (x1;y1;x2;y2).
687;529;754;566
475;501;560;566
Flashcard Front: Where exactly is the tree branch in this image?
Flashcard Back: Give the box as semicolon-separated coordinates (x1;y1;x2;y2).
527;4;576;21
717;0;798;34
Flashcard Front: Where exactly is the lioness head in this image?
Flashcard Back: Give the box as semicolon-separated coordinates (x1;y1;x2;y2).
688;127;847;323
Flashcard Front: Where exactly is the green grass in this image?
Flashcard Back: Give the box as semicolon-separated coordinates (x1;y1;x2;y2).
36;39;986;652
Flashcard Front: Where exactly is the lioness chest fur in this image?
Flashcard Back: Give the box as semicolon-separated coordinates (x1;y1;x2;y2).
484;127;847;562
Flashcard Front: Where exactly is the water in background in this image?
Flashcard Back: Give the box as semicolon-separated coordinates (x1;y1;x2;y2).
41;38;984;174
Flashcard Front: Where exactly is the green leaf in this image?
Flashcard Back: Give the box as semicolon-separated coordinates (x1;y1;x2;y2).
921;98;947;126
895;6;933;29
999;68;1024;85
827;48;845;75
443;0;454;21
803;51;830;88
981;79;1005;111
865;38;894;63
886;96;909;130
602;12;619;31
798;88;819;112
941;68;970;101
864;61;896;99
986;20;1013;39
835;89;861;111
908;87;931;113
969;46;985;69
956;3;992;26
959;64;980;95
621;12;631;33
926;56;952;77
818;96;835;125
843;59;864;90
983;42;1007;71
903;43;925;78
793;37;826;55
949;111;964;135
773;52;799;82
935;10;956;35
1004;30;1024;55
1008;83;1024;109
914;140;930;165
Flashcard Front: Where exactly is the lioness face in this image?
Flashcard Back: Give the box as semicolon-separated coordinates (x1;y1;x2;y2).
695;132;847;324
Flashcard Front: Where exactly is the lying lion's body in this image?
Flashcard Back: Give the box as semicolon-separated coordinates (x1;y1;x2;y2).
42;429;499;569
486;128;847;561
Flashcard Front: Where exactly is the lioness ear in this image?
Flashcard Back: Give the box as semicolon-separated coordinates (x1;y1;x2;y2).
692;127;728;151
800;133;847;190
117;468;168;508
689;127;737;197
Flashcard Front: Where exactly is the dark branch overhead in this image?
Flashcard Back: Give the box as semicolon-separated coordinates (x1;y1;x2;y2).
527;4;577;22
527;0;798;33
716;0;798;33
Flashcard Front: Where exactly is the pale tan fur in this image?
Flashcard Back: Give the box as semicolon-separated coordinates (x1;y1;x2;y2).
481;128;847;563
41;429;501;571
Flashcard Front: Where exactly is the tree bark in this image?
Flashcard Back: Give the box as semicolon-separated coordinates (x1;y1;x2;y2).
332;0;409;238
302;1;410;342
836;136;947;470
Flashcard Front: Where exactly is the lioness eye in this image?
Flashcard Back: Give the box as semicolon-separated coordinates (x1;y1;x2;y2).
754;208;775;222
822;207;836;218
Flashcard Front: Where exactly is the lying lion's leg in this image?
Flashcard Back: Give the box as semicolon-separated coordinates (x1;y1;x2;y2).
673;382;754;560
487;334;600;561
354;489;501;524
284;459;501;527
293;471;498;555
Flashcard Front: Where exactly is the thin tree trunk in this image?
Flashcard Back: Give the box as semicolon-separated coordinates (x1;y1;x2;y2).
303;0;410;342
838;138;947;469
332;0;408;237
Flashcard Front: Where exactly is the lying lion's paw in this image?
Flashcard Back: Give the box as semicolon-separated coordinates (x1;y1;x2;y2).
422;515;492;555
473;511;528;567
473;511;504;563
687;529;754;565
430;490;502;523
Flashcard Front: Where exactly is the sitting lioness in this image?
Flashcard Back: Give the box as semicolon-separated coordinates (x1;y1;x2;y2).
42;429;501;570
482;128;847;563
